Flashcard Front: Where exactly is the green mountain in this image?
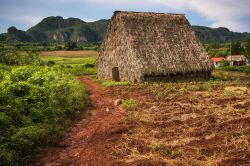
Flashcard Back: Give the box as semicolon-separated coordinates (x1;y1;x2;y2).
0;16;249;44
27;16;108;43
0;26;34;42
0;16;109;43
193;26;250;43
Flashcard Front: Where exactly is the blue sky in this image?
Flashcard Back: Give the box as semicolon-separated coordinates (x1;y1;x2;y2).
0;0;249;33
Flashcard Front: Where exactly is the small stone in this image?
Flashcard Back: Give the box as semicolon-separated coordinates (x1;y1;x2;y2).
106;107;110;112
149;106;158;112
114;99;122;106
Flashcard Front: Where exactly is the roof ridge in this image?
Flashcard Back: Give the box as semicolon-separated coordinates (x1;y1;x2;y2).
114;10;185;16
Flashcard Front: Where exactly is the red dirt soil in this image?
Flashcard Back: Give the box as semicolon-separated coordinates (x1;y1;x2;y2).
35;76;125;166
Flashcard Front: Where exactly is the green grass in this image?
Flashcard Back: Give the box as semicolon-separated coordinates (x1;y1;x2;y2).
58;65;96;75
220;66;250;74
41;55;97;65
150;142;182;158
40;53;97;75
122;99;138;111
212;69;250;80
98;80;130;87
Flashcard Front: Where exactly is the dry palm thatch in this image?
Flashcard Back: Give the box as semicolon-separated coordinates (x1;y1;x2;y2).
97;11;214;82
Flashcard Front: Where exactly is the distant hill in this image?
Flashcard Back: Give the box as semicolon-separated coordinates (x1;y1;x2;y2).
0;16;109;43
0;16;249;43
192;26;250;43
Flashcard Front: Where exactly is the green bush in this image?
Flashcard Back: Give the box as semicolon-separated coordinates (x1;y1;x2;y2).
220;60;230;67
0;50;41;66
0;66;91;165
122;99;138;111
47;60;56;66
220;66;250;74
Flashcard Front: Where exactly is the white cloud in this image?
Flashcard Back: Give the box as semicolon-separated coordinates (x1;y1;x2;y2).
16;16;43;26
85;0;250;32
177;0;250;32
0;0;249;32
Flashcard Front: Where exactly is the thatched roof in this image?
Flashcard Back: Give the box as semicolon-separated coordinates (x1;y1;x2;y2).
226;55;247;61
97;11;214;82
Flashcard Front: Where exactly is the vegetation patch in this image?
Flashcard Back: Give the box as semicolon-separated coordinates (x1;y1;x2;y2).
122;99;138;111
220;66;250;75
98;80;130;87
150;142;182;159
0;66;91;165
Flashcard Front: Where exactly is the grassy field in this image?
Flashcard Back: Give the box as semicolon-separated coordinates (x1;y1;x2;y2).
40;50;97;65
39;50;97;75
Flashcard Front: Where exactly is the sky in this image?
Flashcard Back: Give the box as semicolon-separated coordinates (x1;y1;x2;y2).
0;0;249;33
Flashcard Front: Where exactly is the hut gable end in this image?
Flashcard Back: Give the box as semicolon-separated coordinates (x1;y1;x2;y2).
97;11;214;82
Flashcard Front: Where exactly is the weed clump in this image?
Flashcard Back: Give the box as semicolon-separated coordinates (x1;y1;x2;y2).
122;99;138;111
150;142;182;159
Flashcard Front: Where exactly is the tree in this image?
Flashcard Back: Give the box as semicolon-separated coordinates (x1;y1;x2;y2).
64;41;77;50
231;41;244;55
245;39;250;61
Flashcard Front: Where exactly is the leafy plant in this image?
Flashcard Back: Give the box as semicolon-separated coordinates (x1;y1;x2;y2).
122;99;138;111
150;142;182;159
165;84;174;93
179;83;189;93
0;66;91;165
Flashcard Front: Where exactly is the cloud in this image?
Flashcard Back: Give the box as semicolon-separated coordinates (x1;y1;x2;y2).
0;0;249;32
16;16;43;26
85;0;250;32
176;0;250;32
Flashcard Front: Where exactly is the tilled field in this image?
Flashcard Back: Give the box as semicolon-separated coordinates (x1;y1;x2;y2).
106;80;250;165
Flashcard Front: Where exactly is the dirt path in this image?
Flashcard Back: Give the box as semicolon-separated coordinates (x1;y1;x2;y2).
35;76;125;166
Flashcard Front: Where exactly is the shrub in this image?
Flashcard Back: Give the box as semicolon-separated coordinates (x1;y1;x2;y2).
0;66;91;165
0;50;41;66
150;142;182;159
220;66;250;74
221;60;230;67
165;84;174;93
122;99;138;111
47;60;56;66
179;83;189;93
84;63;95;68
10;66;36;82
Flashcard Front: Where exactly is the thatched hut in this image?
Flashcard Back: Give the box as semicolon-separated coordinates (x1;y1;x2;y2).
97;11;214;82
226;55;248;66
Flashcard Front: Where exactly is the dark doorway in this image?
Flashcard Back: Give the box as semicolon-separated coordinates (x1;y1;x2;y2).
112;67;120;81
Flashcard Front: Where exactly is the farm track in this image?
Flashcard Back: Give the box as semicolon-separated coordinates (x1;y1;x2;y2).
35;76;125;166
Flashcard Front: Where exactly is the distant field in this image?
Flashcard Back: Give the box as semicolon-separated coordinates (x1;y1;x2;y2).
40;50;97;65
40;50;98;57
